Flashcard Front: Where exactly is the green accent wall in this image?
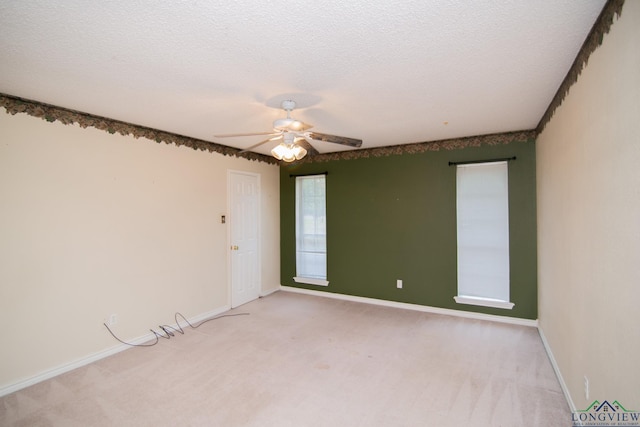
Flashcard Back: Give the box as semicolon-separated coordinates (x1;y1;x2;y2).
280;138;537;319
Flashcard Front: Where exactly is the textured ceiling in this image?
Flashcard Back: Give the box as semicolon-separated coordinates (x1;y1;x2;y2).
0;1;606;156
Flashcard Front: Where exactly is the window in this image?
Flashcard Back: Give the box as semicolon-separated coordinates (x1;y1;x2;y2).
294;175;328;286
454;161;514;309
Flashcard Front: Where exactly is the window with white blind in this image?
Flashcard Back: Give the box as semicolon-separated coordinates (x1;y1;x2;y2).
294;175;328;286
454;161;514;309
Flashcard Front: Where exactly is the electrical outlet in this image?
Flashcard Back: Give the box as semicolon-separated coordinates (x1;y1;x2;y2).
108;314;118;326
397;279;403;289
584;375;589;400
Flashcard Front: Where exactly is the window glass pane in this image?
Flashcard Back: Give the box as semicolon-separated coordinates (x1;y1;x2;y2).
296;175;327;280
456;162;510;302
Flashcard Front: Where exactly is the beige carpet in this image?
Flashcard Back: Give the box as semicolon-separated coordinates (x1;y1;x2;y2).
1;291;569;426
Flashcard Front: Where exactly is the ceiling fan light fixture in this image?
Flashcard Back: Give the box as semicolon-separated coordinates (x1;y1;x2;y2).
292;144;307;159
271;142;307;162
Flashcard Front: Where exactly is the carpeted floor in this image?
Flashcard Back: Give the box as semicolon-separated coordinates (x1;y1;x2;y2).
0;291;570;426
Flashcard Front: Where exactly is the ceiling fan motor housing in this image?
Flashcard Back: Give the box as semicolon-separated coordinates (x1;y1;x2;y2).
273;117;298;130
273;100;304;131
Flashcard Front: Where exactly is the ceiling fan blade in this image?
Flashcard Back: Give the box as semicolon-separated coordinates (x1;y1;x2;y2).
239;135;282;153
214;131;279;138
307;132;362;148
299;136;319;156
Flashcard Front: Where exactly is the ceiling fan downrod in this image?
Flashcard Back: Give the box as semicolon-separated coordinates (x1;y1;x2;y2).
273;100;306;131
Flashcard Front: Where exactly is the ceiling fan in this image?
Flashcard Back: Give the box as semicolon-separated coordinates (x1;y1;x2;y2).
214;100;362;162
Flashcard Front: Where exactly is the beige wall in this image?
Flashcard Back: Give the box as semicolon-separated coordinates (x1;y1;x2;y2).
537;0;640;411
0;110;280;392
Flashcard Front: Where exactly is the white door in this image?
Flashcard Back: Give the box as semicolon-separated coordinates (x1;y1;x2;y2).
229;171;260;308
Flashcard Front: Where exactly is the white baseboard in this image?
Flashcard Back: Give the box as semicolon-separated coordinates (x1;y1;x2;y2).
279;286;538;327
260;286;280;298
0;305;231;398
537;325;576;413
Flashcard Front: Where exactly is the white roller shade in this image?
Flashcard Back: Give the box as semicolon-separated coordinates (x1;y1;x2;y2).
295;175;327;280
456;161;510;303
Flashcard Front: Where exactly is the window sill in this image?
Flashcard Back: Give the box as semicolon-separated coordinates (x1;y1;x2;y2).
293;277;329;287
454;296;515;310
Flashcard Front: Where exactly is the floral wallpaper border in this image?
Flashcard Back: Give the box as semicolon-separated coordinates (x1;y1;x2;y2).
0;93;278;164
536;0;624;134
1;93;534;165
296;130;536;164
